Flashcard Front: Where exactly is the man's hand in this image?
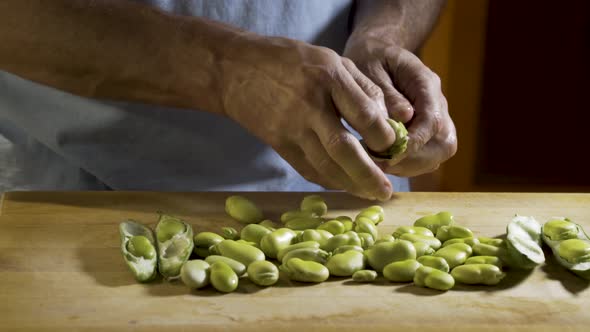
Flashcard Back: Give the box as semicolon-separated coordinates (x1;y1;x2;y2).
222;36;396;200
344;39;457;177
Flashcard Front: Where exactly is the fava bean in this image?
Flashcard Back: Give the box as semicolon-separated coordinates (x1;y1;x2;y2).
277;241;320;262
326;250;365;277
247;261;279;286
317;220;346;235
205;255;247;277
443;237;480;248
321;232;362;253
300;195;328;216
392;226;434;238
436;225;474;243
285;217;324;230
543;218;579;241
240;224;272;246
414;211;454;234
434;243;472;269
332;245;364;255
542;218;590;280
180;260;210;289
221;227;239;240
258;220;277;231
210;261;238;293
281;210;316;223
375;234;396;244
225;195;264;224
355;205;384;225
280;258;329;283
417;255;450;273
478;237;504;247
412;241;435;257
260;228;297;259
298;229;333;247
355;217;379;241
464;256;503;269
400;233;442;250
193;232;224;257
451;264;505;285
413;265;455;291
558;239;590;264
212;239;265;266
365;240;417;273
383;259;421;282
358;232;375;250
281;247;331;265
352;270;378;283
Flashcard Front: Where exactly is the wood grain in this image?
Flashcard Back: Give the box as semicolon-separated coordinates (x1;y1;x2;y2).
1;191;589;331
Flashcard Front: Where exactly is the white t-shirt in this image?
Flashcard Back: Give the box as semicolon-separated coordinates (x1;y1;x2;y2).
0;0;409;192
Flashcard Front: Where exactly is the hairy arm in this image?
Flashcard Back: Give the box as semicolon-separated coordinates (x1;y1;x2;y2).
0;0;240;113
350;0;445;52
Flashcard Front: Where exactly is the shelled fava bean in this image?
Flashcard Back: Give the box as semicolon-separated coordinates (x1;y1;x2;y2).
120;195;578;293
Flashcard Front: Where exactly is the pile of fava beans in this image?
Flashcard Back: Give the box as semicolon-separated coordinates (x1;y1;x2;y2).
119;195;590;293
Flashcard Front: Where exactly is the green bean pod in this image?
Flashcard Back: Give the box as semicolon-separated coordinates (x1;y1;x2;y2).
413;265;455;291
155;214;194;280
205;255;247;277
364;119;409;160
435;225;474;243
225;195;264;224
365;240;417;273
193;231;225;258
434;243;472;269
281;247;331;265
383;259;421;282
326;250;365;277
247;261;279;286
542;218;590;280
414;211;454;234
392;226;434;238
505;215;545;269
212;239;265;267
210;261;239;293
417;255;450;273
465;256;503;269
451;264;505;285
180;260;210;289
280;258;329;283
317;220;346;235
260;228;297;259
352;270;378;283
300;195;328;216
277;241;320;262
400;233;442;250
119;220;158;282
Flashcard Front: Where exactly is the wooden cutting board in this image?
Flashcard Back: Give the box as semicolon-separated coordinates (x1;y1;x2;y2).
1;191;589;332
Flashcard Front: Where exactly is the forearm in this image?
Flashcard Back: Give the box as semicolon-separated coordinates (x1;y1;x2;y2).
0;0;247;113
349;0;446;52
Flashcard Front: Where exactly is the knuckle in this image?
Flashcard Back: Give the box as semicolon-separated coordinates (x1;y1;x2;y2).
341;57;355;68
352;104;378;130
326;132;354;152
444;135;458;159
365;82;384;100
